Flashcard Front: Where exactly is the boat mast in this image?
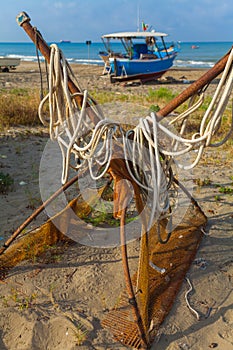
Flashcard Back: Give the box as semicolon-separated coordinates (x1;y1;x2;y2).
137;1;140;31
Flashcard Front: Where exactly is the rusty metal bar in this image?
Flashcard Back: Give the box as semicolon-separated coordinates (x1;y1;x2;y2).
120;206;148;348
0;172;81;256
16;11;101;125
157;46;233;120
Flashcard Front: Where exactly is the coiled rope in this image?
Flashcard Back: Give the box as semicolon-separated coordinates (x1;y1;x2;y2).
38;44;233;226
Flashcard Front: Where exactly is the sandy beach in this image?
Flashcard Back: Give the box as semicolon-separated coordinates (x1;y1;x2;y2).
0;61;217;94
0;62;232;350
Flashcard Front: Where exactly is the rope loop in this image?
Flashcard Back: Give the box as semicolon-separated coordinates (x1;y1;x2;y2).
38;44;233;229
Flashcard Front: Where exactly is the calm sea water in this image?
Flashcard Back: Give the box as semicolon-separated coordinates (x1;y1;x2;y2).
0;41;232;69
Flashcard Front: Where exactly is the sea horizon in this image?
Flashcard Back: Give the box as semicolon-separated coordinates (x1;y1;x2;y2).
0;41;232;69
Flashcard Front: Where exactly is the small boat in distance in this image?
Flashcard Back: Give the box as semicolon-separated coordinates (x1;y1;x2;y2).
100;31;180;83
191;45;199;49
0;57;20;72
60;40;71;43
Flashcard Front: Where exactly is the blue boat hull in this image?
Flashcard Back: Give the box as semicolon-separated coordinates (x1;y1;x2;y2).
109;54;177;82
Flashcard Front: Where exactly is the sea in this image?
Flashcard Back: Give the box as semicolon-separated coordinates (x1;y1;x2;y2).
0;41;232;69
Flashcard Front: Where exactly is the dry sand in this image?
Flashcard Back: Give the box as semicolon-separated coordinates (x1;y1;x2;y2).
0;62;232;350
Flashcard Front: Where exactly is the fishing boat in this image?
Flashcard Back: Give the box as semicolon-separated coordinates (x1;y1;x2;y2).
60;40;71;43
191;44;199;49
100;31;179;82
0;56;20;72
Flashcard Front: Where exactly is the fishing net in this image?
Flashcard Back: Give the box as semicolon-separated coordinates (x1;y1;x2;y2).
102;203;207;348
36;44;232;348
3;16;233;348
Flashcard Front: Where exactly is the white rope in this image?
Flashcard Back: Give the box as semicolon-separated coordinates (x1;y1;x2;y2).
185;277;200;320
36;44;233;328
38;44;233;228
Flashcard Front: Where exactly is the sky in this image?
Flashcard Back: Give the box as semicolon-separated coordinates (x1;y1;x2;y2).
1;0;233;43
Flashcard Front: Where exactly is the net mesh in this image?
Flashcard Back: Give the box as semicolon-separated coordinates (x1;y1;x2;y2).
102;203;207;348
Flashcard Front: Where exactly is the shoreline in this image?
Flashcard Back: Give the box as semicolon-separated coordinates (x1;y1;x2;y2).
10;60;209;72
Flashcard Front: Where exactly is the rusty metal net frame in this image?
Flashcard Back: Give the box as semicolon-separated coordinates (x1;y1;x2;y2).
0;11;232;349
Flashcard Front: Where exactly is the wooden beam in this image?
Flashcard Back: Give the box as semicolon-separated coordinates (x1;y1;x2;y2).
157;46;233;120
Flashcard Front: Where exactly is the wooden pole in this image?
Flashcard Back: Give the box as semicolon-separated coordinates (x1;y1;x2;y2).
16;11;101;125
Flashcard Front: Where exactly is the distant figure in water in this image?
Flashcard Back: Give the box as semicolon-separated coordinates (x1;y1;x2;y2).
191;45;199;49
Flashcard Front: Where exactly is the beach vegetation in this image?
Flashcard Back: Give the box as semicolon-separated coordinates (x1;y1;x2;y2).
82;183;139;227
84;206;138;227
1;287;37;310
194;178;233;194
0;172;14;193
24;187;41;210
84;200;119;227
71;324;88;346
193;177;211;186
199;96;212;111
149;104;160;112
0;88;43;130
90;87;177;108
147;87;176;101
217;185;233;194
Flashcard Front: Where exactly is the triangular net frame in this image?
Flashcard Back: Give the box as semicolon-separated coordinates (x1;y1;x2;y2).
1;12;232;349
